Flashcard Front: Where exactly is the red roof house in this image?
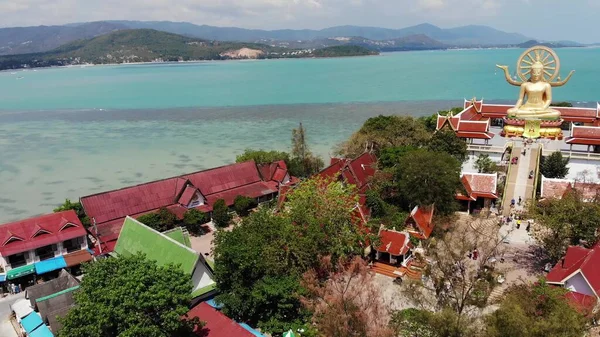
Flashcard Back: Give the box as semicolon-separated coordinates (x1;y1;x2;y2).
317;152;377;223
0;210;91;279
547;244;600;301
456;173;498;201
0;210;86;257
546;243;600;314
374;228;413;266
187;302;256;337
439;99;600;143
541;176;600;202
406;205;435;240
81;160;295;254
565;125;600;146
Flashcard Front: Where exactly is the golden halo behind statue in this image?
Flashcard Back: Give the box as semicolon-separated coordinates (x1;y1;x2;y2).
516;46;560;82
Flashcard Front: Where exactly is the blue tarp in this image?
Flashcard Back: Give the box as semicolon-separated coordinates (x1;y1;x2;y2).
34;256;67;275
29;323;54;337
21;312;43;333
0;274;5;282
205;299;224;309
239;323;266;337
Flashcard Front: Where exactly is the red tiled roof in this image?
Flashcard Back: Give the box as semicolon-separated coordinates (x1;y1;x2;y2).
178;185;198;206
547;245;600;296
565;125;600;145
376;229;410;256
272;167;287;183
407;205;435;239
541;177;571;200
258;161;288;182
81;177;189;224
64;249;93;267
347;153;377;189
565;291;597;316
0;210;86;256
460;173;498;200
188;303;256;337
436;115;447;130
455;131;494;139
457;121;489;132
206;181;278;206
184;161;262;196
541;177;600;202
319;160;346;180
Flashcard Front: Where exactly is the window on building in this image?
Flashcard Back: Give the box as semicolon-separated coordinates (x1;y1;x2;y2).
63;237;82;253
8;253;27;268
188;193;204;208
35;245;57;261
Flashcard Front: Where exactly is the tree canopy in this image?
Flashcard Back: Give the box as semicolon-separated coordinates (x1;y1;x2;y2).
233;195;257;217
58;253;200;337
530;191;600;262
212;199;231;228
213;209;306;333
474;154;497;174
540;151;569;179
484;281;586;337
213;177;368;334
136;208;178;232
426;130;468;163
337;115;431;158
54;199;90;227
236;149;291;165
291;122;324;177
396;150;461;215
301;256;394;337
182;208;208;235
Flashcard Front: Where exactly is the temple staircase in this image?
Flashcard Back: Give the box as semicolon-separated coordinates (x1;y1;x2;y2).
371;261;423;280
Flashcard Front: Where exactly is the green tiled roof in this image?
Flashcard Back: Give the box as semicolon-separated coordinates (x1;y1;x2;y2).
191;283;216;298
114;217;199;275
164;228;191;248
36;285;80;303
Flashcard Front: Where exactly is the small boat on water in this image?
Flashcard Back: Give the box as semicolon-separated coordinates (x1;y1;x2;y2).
16;77;24;80
10;72;16;75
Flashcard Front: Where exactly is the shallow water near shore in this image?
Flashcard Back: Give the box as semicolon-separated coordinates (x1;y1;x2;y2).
1;48;599;222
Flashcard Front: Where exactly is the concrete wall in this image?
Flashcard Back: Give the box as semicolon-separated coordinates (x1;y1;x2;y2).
462;152;503;173
565;272;595;297
191;260;215;292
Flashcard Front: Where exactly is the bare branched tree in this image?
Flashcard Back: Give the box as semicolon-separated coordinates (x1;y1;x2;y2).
301;256;395;337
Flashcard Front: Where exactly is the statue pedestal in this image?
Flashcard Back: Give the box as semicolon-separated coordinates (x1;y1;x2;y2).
501;118;563;139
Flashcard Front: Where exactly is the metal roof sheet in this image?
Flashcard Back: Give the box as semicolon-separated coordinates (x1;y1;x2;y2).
114;217;199;275
0;211;85;256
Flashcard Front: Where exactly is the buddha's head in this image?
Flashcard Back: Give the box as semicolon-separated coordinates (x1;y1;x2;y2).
530;62;544;82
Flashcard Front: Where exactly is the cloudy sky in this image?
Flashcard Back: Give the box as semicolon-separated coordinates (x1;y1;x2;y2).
0;0;598;43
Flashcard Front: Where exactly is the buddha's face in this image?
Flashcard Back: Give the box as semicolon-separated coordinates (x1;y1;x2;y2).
531;63;543;82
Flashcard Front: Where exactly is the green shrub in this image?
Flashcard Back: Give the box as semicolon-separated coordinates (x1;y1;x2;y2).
233;195;258;217
183;209;208;235
212;199;232;228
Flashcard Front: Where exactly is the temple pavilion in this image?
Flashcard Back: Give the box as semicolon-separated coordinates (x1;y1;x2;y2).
436;99;600;151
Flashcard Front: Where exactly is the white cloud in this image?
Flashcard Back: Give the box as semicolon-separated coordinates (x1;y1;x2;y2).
416;0;446;10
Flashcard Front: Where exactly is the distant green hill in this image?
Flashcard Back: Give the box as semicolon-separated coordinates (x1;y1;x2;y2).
0;29;378;70
310;45;378;57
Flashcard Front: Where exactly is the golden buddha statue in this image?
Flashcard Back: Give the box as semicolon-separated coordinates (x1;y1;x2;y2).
497;46;574;121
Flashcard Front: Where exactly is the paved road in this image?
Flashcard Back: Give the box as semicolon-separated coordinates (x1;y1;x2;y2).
0;292;25;337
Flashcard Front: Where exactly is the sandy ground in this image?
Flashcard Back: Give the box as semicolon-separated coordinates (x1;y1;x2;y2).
189;230;214;259
220;48;264;59
373;274;416;312
189;221;236;261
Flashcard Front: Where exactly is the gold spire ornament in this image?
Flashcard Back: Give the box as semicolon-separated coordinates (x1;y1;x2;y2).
496;46;574;121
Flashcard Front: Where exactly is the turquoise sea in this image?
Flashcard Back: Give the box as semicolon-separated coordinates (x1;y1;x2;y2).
0;48;599;222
